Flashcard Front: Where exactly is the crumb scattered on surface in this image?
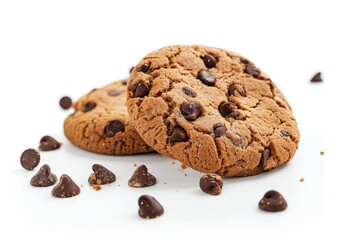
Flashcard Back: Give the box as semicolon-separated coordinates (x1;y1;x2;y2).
92;185;102;191
181;163;187;169
299;178;304;182
184;173;187;176
134;163;138;167
164;182;167;184
172;162;176;165
320;151;324;155
157;154;162;158
80;185;83;187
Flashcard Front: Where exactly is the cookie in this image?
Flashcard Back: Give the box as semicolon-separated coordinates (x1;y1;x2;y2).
126;45;300;177
64;80;153;155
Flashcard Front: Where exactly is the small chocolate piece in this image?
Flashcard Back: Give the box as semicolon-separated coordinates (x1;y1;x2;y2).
83;101;96;112
310;72;323;82
259;190;287;212
245;65;260;78
51;174;80;198
182;86;197;98
20;149;40;170
213;123;226;137
169;126;189;143
260;148;272;169
140;63;150;73
201;54;217;68
228;84;246;97
280;130;290;137
122;79;128;85
218;102;237;118
240;58;249;64
59;96;72;110
108;89;123;96
133;82;150;98
128;165;156;188
197;70;216;86
39;135;61;151
199;173;223;195
138;195;164;219
180;102;202;121
88;164;116;185
227;112;240;120
105;120;125;137
30;164;57;187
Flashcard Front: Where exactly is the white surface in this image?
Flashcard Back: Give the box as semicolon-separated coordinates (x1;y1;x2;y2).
0;0;357;239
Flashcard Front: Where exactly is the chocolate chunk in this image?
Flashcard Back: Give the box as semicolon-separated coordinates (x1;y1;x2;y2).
105;120;125;137
128;165;156;188
281;130;290;137
227;112;240;120
260;148;272;169
201;54;217;68
132;82;150;98
228;84;246;97
88;164;116;185
310;72;323;82
122;79;128;85
218;102;237;118
213;123;226;137
30;164;57;187
39;135;61;151
59;96;72;110
240;58;249;64
129;66;135;74
199;173;223;195
83;101;96;112
197;70;216;86
20;149;40;170
140;63;150;73
138;195;164;219
108;89;123;96
169;126;189;143
245;65;260;78
51;174;80;198
182;86;197;98
259;190;287;212
180;102;202;121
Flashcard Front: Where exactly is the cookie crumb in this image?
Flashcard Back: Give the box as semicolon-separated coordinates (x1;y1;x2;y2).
134;163;138;167
157;154;162;158
80;185;83;187
181;163;187;169
184;173;187;176
320;151;324;155
299;178;305;182
92;185;102;191
172;162;176;165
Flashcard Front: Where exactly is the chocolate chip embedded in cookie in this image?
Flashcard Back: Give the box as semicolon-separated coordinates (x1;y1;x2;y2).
64;80;153;155
126;45;300;177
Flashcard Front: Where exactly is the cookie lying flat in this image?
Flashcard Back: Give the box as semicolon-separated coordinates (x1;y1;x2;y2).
64;80;153;155
127;45;300;177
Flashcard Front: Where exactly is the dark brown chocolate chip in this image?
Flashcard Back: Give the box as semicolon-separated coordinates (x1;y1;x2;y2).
201;54;217;68
281;130;290;137
245;65;260;78
59;96;72;110
213;123;226;137
122;79;128;85
199;173;223;195
132;82;149;98
218;101;237;118
105;120;125;137
240;58;249;64
39;135;61;151
260;148;272;169
88;164;116;185
128;165;156;188
140;63;150;73
83;101;96;112
228;84;246;97
310;72;323;82
129;66;135;74
20;149;40;170
182;86;197;98
227;112;240;120
108;89;123;96
169;126;189;143
197;70;216;86
180;102;202;121
30;164;57;187
51;174;80;198
259;190;287;212
138;195;164;219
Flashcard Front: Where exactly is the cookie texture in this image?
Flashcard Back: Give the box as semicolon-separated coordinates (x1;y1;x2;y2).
64;80;153;155
127;45;300;177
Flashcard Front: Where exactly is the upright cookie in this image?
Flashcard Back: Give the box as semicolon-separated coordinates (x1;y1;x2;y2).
127;45;300;177
64;80;153;155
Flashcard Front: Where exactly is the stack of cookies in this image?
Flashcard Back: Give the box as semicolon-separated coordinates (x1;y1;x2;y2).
64;45;300;178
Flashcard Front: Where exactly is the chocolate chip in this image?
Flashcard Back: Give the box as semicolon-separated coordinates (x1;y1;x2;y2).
260;148;272;169
140;63;150;73
180;102;202;121
138;195;164;219
105;120;125;137
132;82;149;98
218;101;237;118
108;89;123;96
122;79;128;85
169;126;189;143
240;58;249;64
128;165;156;188
259;190;287;212
225;132;243;147
199;173;223;195
20;149;40;170
197;70;216;86
281;130;290;137
59;96;72;110
30;164;57;187
201;54;217;68
228;84;246;97
245;65;260;78
213;123;226;137
227;112;240;120
83;101;96;112
88;164;116;185
310;72;323;82
129;66;135;74
182;86;197;98
51;174;80;198
39;135;61;151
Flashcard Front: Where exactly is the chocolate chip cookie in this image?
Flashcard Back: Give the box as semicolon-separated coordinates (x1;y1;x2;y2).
126;45;300;177
64;80;153;155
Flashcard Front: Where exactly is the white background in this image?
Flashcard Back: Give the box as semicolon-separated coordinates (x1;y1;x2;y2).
0;0;357;239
